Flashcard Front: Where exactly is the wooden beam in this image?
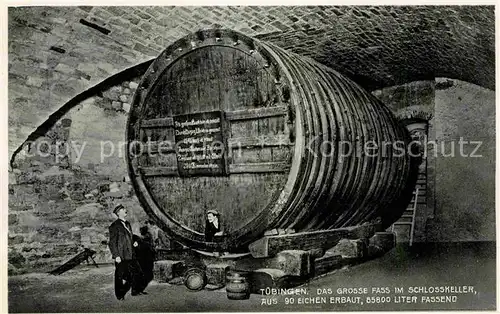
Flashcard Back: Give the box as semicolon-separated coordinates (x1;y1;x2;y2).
226;106;287;121
141;117;174;128
229;162;290;174
140;166;178;177
145;142;176;154
140;106;287;128
229;136;292;148
248;224;379;258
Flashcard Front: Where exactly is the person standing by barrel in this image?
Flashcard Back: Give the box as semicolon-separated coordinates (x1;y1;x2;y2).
108;204;145;300
136;226;155;293
205;210;223;242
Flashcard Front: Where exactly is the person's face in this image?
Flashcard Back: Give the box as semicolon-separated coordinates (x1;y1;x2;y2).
117;208;127;219
207;213;215;223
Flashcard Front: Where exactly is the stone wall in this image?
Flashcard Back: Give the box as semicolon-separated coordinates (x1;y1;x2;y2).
8;74;149;275
373;78;495;243
430;78;495;242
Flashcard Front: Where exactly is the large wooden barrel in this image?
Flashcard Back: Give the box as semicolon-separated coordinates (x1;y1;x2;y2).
126;29;417;253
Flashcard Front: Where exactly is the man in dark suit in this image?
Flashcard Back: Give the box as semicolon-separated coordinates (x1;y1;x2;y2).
108;204;145;300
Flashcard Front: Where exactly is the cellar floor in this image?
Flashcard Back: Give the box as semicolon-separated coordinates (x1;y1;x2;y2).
8;242;496;312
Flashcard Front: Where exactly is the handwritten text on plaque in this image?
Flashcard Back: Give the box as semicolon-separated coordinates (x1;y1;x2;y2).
173;111;227;176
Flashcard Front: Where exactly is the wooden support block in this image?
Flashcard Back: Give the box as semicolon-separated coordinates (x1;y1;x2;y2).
264;229;279;236
141;117;174;128
249;224;378;258
367;232;396;257
153;260;185;283
229;162;290;174
330;239;366;259
274;250;312;277
140;166;178;177
263;228;295;236
226;106;287;121
233;250;311;277
205;263;231;286
307;248;325;259
314;254;344;276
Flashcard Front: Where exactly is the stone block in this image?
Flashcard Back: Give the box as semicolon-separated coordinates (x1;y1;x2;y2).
61;118;72;128
109;182;119;191
153;260;185;283
104;191;124;198
9;172;17;185
77;63;97;74
264;229;279;236
8;250;26;268
97;62;116;75
26;76;45;87
129;81;139;89
9;235;24;245
16;172;38;184
122;103;131;113
103;86;122;101
205;263;230;286
368;232;396;257
111;101;122;110
8;263;21;276
54;63;74;75
9;214;19;225
119;95;128;102
94;97;112;110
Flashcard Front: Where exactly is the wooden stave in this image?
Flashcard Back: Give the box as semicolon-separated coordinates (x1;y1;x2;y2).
268;46;331;229
254;43;313;230
283;56;342;230
341;74;404;227
288;59;339;230
298;60;376;230
329;69;391;227
297;62;352;230
315;63;374;229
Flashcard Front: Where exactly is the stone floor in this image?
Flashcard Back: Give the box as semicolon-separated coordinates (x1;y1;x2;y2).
8;242;496;312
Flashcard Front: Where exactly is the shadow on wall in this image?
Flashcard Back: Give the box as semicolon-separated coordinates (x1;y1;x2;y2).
429;78;495;242
373;78;495;243
8;64;151;275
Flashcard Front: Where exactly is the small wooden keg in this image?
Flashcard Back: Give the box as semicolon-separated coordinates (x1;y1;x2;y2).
184;268;207;291
226;272;250;300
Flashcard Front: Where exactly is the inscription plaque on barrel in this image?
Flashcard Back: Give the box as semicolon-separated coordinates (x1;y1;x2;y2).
126;29;418;252
173;111;228;177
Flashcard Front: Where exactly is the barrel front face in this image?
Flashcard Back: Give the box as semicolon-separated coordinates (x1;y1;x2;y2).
128;29;417;253
127;30;297;251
